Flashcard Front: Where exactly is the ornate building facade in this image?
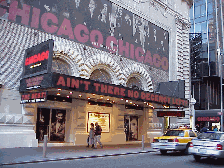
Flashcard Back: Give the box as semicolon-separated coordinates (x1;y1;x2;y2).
0;0;192;148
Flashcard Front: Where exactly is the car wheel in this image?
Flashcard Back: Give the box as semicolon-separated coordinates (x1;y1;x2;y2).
193;155;201;162
160;150;167;155
182;143;190;155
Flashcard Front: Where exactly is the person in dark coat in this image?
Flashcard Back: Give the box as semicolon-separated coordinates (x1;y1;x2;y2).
200;125;208;133
94;122;103;149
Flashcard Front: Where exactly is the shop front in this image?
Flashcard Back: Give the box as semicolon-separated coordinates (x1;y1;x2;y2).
20;73;189;146
195;109;222;131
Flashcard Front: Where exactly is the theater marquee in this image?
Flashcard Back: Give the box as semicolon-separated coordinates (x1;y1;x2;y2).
20;72;189;107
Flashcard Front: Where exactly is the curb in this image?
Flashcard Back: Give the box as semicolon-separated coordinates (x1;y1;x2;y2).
0;150;156;166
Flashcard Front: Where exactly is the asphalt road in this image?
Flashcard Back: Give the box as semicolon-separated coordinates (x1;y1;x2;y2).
2;151;224;168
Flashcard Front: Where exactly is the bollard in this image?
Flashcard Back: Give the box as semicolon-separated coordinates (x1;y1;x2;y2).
43;135;48;158
142;135;144;151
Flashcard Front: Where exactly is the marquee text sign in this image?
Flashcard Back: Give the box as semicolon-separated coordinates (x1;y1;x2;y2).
52;73;188;107
157;111;185;117
23;39;53;78
0;0;169;71
19;73;53;92
197;117;220;122
20;91;48;104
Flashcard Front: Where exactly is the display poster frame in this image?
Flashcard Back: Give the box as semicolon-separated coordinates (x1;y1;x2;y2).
87;112;110;133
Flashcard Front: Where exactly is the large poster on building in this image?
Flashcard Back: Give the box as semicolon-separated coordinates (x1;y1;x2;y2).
87;112;110;132
0;0;169;71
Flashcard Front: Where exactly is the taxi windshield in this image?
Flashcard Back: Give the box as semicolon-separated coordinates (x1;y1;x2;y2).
164;130;184;136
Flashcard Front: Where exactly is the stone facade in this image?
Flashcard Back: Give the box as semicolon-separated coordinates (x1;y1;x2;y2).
0;0;191;148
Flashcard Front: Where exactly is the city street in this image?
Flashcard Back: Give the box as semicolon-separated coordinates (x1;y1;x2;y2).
2;151;224;168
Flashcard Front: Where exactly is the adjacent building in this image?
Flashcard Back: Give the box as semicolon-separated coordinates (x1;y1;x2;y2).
0;0;192;148
190;0;224;130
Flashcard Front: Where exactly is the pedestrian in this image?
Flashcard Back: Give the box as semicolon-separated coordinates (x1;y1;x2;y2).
200;125;208;133
94;122;103;149
195;124;200;132
87;123;95;148
213;125;218;132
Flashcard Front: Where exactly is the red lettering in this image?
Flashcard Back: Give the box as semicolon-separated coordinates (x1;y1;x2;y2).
74;24;89;43
135;47;144;62
108;86;114;94
41;13;58;33
134;91;139;98
0;1;7;17
130;44;135;59
146;93;150;101
106;36;117;53
71;79;79;88
172;98;175;105
159;96;164;103
25;50;49;66
144;50;153;65
119;40;129;58
31;7;40;28
175;99;179;106
151;94;154;101
94;83;100;92
67;78;70;87
141;92;146;99
57;76;66;86
153;54;161;68
120;88;126;96
163;97;167;104
154;95;159;102
161;57;169;71
101;84;107;93
90;30;103;48
57;18;74;40
9;1;30;25
128;90;133;98
83;81;90;90
114;87;120;95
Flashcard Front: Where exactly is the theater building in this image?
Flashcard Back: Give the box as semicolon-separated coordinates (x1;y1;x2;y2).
0;0;192;148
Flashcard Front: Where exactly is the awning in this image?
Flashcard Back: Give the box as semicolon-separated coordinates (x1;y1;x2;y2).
195;109;222;122
19;72;189;107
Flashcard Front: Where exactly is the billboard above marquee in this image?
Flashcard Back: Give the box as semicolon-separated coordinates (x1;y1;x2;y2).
0;0;169;72
23;39;53;78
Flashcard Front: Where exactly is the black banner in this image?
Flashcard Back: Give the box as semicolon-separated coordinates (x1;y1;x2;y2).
1;0;169;71
20;91;48;104
19;72;189;107
157;111;185;117
23;39;53;78
19;73;53;92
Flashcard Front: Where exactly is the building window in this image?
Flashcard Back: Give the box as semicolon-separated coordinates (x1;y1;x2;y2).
90;69;111;84
52;58;71;75
126;77;142;90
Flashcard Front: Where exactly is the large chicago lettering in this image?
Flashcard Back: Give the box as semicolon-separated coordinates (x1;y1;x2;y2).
5;1;169;71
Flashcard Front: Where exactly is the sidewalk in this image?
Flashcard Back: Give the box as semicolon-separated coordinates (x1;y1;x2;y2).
0;143;156;166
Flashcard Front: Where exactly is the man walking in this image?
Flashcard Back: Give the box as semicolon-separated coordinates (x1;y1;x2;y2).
94;122;103;149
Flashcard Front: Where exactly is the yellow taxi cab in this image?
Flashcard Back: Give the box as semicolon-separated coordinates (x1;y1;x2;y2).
151;128;197;154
